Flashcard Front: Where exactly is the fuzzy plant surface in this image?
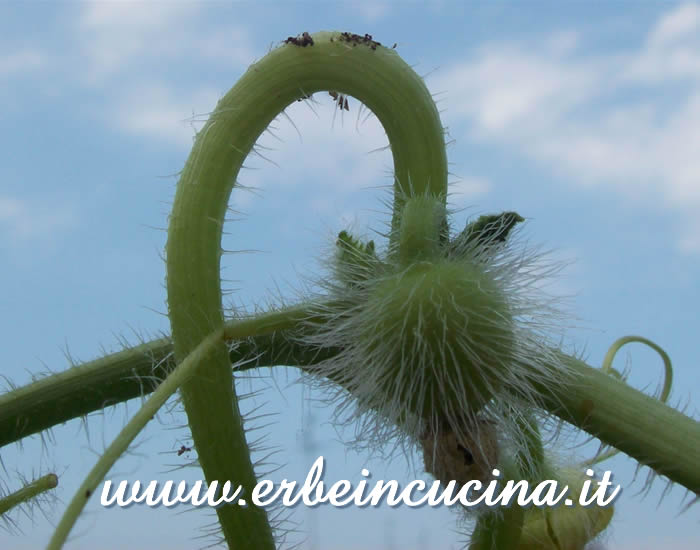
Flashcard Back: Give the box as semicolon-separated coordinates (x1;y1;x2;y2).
1;30;698;550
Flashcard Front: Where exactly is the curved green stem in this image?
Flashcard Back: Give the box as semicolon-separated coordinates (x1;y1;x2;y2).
165;31;447;549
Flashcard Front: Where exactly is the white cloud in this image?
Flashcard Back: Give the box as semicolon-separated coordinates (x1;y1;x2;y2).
625;3;700;82
430;2;700;253
679;217;700;254
448;176;491;206
438;42;601;135
77;0;196;80
80;0;192;28
67;1;256;149
354;2;391;23
76;1;253;82
240;95;392;194
545;30;581;56
215;95;397;242
0;49;45;77
0;196;75;244
648;2;700;47
109;82;221;148
192;26;257;66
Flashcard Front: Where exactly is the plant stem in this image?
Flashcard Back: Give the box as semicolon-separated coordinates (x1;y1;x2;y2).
46;330;223;550
537;351;700;493
0;473;58;516
0;312;346;449
4;327;698;493
581;335;673;468
165;31;447;549
470;415;549;548
0;310;340;448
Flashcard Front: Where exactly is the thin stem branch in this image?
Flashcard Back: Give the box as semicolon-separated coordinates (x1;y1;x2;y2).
47;330;223;550
0;473;58;516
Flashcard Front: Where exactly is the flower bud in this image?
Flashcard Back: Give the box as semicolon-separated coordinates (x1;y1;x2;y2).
358;258;516;420
518;468;614;550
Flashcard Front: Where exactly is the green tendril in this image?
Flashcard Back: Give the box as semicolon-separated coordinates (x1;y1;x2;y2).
581;335;674;468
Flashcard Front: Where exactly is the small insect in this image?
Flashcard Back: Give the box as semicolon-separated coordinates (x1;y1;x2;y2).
329;91;349;111
338;31;381;50
177;445;191;456
284;31;314;47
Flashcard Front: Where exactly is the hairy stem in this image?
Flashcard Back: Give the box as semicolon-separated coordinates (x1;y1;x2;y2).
165;30;447;549
0;310;339;448
0;473;57;516
538;351;700;493
0;312;339;448
4;325;697;494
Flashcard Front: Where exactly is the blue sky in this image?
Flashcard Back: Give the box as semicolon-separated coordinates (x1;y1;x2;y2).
1;1;698;549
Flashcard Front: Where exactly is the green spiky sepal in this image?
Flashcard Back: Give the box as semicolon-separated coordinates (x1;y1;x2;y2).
449;212;524;256
334;230;383;288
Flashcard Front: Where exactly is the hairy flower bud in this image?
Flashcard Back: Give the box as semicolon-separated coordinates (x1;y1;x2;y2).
358;258;515;420
304;197;569;459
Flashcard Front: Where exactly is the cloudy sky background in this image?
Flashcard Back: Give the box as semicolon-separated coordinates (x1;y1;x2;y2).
1;1;698;549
